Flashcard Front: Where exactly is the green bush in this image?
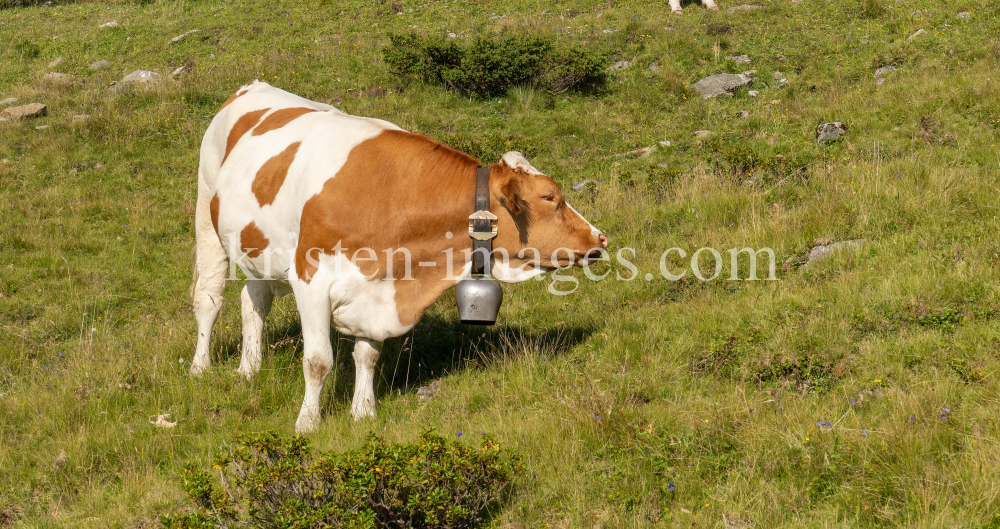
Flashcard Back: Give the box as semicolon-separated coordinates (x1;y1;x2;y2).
440;132;541;165
384;33;607;98
161;430;523;529
705;142;812;185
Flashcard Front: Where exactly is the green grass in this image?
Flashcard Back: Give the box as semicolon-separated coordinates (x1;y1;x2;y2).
1;0;1000;526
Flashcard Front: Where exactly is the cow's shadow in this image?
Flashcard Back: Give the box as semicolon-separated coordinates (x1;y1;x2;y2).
212;299;595;409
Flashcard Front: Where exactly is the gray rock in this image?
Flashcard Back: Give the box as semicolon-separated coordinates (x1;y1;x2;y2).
874;65;896;79
89;60;112;70
748;90;759;97
98;20;118;28
658;140;672;147
908;29;927;41
657;163;670;169
0;97;18;106
614;146;655;158
0;117;8;123
47;57;64;68
1;103;47;121
956;11;971;20
72;114;91;121
171;65;189;77
607;60;630;72
572;179;600;192
728;4;762;13
692;72;753;98
816;121;847;143
416;380;442;402
209;53;217;60
120;70;162;84
693;130;714;138
803;239;864;268
43;72;71;85
648;62;660;72
739;110;751;117
35;125;51;130
773;71;785;80
727;54;751;65
169;29;200;43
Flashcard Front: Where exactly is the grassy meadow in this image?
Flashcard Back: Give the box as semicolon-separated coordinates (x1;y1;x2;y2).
2;0;1000;526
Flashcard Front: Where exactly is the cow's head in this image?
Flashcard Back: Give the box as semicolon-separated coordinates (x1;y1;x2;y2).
490;152;607;280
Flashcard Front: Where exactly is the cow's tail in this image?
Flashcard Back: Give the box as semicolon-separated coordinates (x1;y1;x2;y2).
190;245;199;299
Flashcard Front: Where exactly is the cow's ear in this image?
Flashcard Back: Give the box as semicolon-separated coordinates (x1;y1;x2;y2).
498;171;525;216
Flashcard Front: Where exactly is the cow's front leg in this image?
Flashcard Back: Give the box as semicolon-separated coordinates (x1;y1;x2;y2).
294;288;334;434
668;0;683;14
237;281;274;379
351;338;382;420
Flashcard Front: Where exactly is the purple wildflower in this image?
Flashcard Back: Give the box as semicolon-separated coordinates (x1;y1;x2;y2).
667;482;675;490
457;430;462;437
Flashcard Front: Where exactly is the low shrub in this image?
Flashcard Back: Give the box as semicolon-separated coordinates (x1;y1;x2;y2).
440;132;541;164
161;430;523;529
705;142;812;185
384;33;607;98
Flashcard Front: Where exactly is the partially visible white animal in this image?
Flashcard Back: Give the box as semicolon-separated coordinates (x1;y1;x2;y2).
669;0;720;14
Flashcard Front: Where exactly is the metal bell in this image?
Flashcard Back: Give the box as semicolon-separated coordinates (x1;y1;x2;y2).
455;276;503;325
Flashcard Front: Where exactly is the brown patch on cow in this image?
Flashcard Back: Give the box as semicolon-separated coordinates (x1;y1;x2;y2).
251;107;317;136
252;142;301;207
209;194;221;235
294;130;605;327
240;222;269;258
220;89;249;111
222;108;271;165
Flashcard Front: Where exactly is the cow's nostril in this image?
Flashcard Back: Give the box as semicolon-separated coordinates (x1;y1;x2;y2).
598;234;608;248
586;248;603;259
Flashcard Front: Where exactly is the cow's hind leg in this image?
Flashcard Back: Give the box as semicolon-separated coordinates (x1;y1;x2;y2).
191;192;229;375
237;281;274;379
294;287;334;433
351;338;383;420
668;0;683;14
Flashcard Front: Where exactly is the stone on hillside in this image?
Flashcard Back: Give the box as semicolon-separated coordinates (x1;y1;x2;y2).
816;121;847;143
728;4;762;13
956;11;971;20
773;71;785;80
90;60;112;70
72;114;91;122
171;65;189;77
748;90;759;97
908;29;927;41
572;179;600;192
874;65;896;79
739;110;751;117
0;97;18;106
726;54;751;65
416;381;442;402
209;53;217;60
803;239;864;268
121;70;162;84
607;60;630;72
98;20;118;28
35;125;51;130
659;140;672;147
693;130;714;138
1;103;47;121
648;62;660;71
614;146;655;158
47;57;64;68
43;72;71;85
692;72;753;98
150;413;177;428
169;29;200;43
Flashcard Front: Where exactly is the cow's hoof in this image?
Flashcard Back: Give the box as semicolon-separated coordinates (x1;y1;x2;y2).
350;406;376;421
236;365;257;380
190;363;208;376
295;412;321;434
709;5;720;11
672;9;683;14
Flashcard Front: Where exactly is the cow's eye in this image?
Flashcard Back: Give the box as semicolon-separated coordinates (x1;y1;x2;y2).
542;194;557;202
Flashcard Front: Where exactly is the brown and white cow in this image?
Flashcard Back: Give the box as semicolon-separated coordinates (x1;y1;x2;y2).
669;0;720;14
191;81;607;433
